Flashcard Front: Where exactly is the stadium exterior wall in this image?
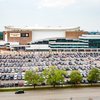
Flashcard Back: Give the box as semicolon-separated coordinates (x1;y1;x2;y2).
3;31;32;45
65;31;87;39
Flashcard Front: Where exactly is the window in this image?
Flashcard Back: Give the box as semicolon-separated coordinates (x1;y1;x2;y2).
21;33;29;37
0;32;3;40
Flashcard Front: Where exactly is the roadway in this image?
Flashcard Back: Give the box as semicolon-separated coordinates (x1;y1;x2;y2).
0;87;100;100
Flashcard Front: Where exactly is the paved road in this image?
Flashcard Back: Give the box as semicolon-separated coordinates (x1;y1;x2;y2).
0;87;100;100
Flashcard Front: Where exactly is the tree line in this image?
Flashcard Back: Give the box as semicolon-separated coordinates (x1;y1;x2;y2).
24;66;100;88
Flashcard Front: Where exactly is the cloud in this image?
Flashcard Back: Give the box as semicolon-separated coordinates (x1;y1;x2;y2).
38;0;75;8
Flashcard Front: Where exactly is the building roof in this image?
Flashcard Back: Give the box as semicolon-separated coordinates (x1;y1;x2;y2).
79;34;100;39
5;26;80;31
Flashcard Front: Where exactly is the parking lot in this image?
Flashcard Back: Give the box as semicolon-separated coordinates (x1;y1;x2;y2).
0;87;100;100
0;51;100;87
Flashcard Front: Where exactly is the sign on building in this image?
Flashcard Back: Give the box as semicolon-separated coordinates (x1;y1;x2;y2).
10;33;20;37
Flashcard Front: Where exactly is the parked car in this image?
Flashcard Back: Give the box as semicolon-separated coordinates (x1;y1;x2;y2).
15;90;24;94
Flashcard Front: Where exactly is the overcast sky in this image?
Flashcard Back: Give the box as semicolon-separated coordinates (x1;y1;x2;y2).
0;0;100;31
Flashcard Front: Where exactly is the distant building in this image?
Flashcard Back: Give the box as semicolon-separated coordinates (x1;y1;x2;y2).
0;26;100;50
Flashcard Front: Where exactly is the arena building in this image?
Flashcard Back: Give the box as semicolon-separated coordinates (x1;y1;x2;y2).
0;26;100;50
0;26;89;50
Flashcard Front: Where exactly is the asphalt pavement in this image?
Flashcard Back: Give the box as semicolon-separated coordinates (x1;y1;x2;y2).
0;87;100;100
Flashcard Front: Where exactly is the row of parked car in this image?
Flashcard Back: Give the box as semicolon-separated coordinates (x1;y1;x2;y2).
0;68;12;73
0;82;24;88
0;74;24;80
0;68;27;73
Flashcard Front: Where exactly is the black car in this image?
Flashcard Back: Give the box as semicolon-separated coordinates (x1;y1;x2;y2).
15;90;24;94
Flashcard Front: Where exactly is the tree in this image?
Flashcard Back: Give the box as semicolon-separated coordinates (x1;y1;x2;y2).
43;66;66;88
70;70;83;85
24;70;44;88
87;68;100;84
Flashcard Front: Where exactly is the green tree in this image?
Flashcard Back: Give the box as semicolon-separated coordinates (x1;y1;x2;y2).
43;66;66;88
87;68;100;84
25;70;44;88
70;70;83;85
